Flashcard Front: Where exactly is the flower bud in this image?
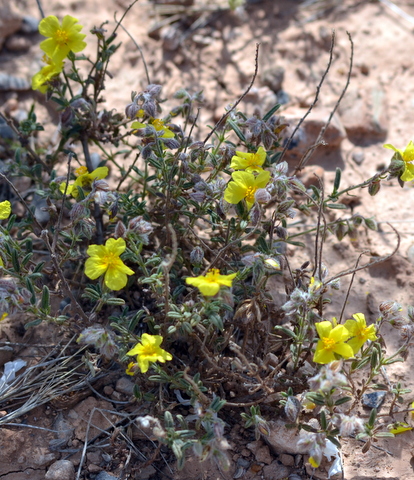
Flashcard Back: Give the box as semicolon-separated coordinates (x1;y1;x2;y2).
125;102;139;119
249;204;261;225
368;179;381;196
70;203;88;221
190;246;204;266
115;221;127;239
255;188;271;204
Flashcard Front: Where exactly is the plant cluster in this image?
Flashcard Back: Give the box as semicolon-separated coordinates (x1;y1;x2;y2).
2;7;414;475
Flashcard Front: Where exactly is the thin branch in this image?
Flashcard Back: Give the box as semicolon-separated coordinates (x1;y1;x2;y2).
114;11;151;85
116;151;141;191
0;173;44;235
324;223;400;286
203;43;261;145
338;250;368;324
279;30;336;166
41;231;89;322
36;0;45;18
53;154;72;252
295;31;354;173
0;112;50;172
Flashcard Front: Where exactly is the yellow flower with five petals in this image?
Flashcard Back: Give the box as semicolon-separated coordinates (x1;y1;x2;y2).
383;141;414;182
32;55;64;93
313;321;354;364
39;15;87;63
224;170;271;210
186;268;237;296
230;146;266;173
126;333;172;373
344;313;377;354
60;166;108;197
84;238;134;291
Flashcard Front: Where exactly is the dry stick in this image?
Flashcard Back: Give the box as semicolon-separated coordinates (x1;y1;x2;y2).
161;224;178;317
295;31;354;173
279;30;336;167
203;42;260;146
53;154;72;252
116;151;141;191
311;174;326;282
41;231;89;322
0;112;50;173
36;0;45;18
324;223;400;286
114;11;151;85
338;250;368;324
0;173;45;236
80;135;104;244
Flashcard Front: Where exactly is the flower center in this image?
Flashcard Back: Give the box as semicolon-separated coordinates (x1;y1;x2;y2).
151;119;165;131
205;268;220;283
322;337;336;351
75;166;88;176
140;344;156;357
55;28;69;46
248;153;261;168
103;252;120;268
245;186;257;202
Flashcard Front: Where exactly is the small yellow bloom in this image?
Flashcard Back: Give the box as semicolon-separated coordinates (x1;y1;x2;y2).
131;118;175;139
0;200;11;220
126;333;172;373
313;321;354;364
384;141;414;182
60;166;108;197
186;268;237;296
344;313;377;354
39;15;87;63
32;56;64;93
84;238;134;291
309;456;320;468
0;313;8;321
224;170;271;210
388;422;413;435
230;146;266;173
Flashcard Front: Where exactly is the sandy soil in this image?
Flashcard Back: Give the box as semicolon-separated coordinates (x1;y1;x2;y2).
2;0;414;479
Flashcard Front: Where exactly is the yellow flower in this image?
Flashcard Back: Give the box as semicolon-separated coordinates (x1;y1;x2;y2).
131;118;175;139
0;200;11;220
230;146;266;173
388;422;413;435
60;166;108;197
0;313;8;321
384;141;414;182
313;321;354;364
309;456;320;468
84;238;134;291
186;268;237;296
32;56;64;93
344;313;377;354
39;15;87;63
224;170;271;210
126;333;173;373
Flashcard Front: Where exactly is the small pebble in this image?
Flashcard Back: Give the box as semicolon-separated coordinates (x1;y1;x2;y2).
352;149;365;165
362;391;386;409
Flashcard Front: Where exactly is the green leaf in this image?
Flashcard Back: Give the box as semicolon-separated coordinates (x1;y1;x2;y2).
333;167;342;193
326;203;347;210
263;103;281;122
227;119;246;143
334;396;352;405
41;285;50;312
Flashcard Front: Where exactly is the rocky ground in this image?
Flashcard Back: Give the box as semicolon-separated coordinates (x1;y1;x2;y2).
2;0;414;479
